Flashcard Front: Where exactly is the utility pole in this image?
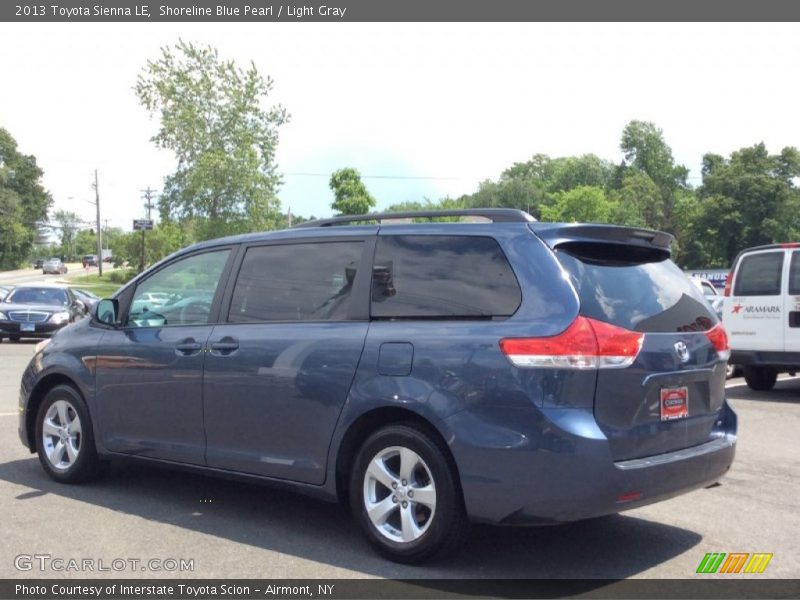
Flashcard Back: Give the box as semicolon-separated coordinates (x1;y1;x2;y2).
142;187;156;220
90;170;103;276
140;188;157;273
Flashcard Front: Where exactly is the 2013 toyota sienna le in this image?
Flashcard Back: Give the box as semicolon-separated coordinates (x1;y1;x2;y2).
17;209;736;563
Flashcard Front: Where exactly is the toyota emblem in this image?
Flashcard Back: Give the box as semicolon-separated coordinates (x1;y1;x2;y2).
674;341;690;363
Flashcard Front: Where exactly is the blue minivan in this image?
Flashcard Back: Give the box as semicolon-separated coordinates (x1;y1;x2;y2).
17;209;736;563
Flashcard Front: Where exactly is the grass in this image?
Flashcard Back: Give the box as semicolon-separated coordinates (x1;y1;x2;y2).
62;272;122;298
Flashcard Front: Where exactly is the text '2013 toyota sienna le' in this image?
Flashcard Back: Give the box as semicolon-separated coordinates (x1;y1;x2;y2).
17;209;736;563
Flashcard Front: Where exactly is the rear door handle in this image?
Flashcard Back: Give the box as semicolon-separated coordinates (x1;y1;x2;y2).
175;339;202;356
210;337;239;355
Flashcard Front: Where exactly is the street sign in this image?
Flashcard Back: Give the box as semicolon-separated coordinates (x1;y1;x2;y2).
133;219;154;231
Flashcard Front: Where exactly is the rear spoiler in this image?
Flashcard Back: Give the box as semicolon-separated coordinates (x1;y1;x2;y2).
529;223;674;263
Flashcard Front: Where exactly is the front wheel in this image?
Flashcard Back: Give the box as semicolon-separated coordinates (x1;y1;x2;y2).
35;384;103;483
349;425;469;563
743;366;777;391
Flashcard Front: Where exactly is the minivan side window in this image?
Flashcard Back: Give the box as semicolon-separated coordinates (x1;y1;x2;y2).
127;250;231;328
228;242;363;322
733;252;784;296
371;235;521;318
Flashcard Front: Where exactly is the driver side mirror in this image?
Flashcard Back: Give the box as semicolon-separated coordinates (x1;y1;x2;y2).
94;298;119;327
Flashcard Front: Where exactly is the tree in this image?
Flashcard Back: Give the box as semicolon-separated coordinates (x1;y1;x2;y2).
0;128;52;269
111;221;190;270
74;229;98;257
329;168;376;215
539;186;618;223
50;210;82;261
691;143;800;266
135;40;289;240
617;120;689;233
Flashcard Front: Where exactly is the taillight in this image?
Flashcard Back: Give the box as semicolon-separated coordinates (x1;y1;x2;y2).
723;271;733;296
705;322;731;361
499;316;644;370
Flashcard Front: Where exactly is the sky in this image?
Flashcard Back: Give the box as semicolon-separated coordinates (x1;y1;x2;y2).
1;22;800;232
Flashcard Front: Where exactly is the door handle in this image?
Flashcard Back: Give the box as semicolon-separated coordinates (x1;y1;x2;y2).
175;339;202;356
210;337;239;355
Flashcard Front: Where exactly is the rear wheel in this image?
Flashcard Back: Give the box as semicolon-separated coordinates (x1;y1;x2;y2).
9;335;20;342
349;424;469;563
35;384;103;483
743;366;777;391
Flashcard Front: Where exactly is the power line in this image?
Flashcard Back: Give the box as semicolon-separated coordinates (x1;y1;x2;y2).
283;172;466;181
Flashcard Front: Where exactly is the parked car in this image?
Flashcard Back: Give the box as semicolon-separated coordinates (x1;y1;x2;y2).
724;242;800;390
17;209;736;563
689;276;724;319
0;284;87;342
71;288;100;311
32;259;45;269
82;254;98;268
689;276;739;379
42;258;68;275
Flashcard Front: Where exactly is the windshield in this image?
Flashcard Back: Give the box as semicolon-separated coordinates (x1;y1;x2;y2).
6;287;69;306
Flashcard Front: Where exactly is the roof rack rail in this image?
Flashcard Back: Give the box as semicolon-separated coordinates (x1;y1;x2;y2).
295;208;535;228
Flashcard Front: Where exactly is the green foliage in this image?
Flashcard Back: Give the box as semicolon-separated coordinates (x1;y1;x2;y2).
0;128;52;269
135;40;288;239
107;268;138;285
465;153;613;219
329;168;376;215
617;120;689;233
385;197;467;222
540;186;617;224
50;210;83;262
111;221;193;271
688;143;800;267
74;229;97;257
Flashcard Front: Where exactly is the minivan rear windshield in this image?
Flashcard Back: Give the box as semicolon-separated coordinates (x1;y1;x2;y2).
556;249;717;333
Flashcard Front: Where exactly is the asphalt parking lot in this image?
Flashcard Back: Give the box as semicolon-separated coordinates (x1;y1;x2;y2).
0;341;798;580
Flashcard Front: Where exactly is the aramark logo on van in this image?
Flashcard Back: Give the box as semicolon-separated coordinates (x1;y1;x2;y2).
732;304;781;314
745;305;781;313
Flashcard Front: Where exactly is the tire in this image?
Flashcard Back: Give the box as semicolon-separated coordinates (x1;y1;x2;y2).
349;424;469;563
725;364;735;379
743;366;778;391
35;384;103;483
9;335;20;342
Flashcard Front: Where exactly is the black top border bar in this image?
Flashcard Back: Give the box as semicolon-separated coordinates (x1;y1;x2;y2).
4;0;800;22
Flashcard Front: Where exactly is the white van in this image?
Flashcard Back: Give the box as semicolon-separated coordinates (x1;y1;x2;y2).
724;243;800;390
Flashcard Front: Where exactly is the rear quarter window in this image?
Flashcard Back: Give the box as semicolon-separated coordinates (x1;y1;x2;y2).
371;235;521;319
734;252;784;296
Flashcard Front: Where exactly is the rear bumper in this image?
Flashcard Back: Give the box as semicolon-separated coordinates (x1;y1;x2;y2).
446;400;737;525
730;350;800;370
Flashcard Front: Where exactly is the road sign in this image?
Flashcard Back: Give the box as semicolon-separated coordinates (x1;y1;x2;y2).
133;219;154;231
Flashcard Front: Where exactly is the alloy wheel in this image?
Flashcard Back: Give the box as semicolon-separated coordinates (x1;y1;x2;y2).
41;399;82;471
362;446;437;543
